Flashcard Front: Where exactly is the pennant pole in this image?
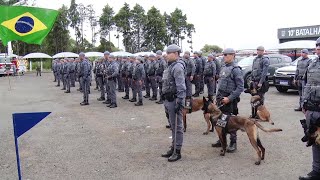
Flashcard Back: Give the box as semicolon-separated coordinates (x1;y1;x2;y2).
13;118;22;180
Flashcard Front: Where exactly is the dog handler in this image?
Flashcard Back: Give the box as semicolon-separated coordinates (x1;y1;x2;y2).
161;44;186;162
299;38;320;180
211;48;244;153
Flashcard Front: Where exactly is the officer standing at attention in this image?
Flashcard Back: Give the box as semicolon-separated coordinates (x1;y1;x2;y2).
148;54;158;101
79;53;91;106
212;53;221;95
69;58;76;87
64;58;71;93
294;49;312;111
198;51;207;94
106;54;119;108
161;44;186;162
55;59;62;87
183;51;196;107
203;54;216;100
128;55;137;102
144;55;151;98
248;46;270;118
211;48;244;153
53;59;57;82
61;59;67;90
299;38;320;180
132;56;145;106
102;51;111;105
193;51;203;97
96;57;106;101
155;50;167;104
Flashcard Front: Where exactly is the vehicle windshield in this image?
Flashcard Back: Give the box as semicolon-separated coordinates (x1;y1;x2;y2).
0;57;11;63
237;56;255;66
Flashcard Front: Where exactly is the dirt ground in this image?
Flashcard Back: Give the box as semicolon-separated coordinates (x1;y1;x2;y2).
0;73;310;180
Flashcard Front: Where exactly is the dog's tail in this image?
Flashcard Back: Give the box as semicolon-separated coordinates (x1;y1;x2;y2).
255;121;282;132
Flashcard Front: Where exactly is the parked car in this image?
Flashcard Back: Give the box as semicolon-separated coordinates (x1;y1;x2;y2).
237;54;292;88
217;56;244;65
273;55;318;93
0;56;14;76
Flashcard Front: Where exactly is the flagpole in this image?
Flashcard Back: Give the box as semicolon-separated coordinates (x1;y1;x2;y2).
4;46;12;91
13;118;22;180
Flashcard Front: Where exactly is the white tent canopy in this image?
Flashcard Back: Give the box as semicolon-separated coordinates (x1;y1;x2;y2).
0;53;19;58
111;51;133;57
85;52;104;57
23;53;52;59
53;52;79;58
273;40;316;50
134;52;156;57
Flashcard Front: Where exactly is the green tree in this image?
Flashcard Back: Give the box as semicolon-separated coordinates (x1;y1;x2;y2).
144;6;166;51
0;0;17;5
201;44;223;54
96;37;119;52
168;8;187;46
68;0;81;52
131;4;146;53
114;3;132;52
99;4;115;46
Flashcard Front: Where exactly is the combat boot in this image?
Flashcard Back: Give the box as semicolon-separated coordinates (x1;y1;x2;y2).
168;149;181;162
135;101;143;106
166;125;171;129
55;85;60;87
299;171;320;180
122;95;129;99
226;142;237;153
97;97;105;101
109;104;117;108
103;99;111;104
64;90;70;93
156;99;163;104
61;88;66;90
212;140;222;147
80;101;89;106
192;93;199;97
161;147;173;158
295;107;302;111
149;96;157;101
143;94;150;98
129;98;137;102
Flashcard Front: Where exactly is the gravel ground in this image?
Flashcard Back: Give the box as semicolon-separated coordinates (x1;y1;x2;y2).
0;73;311;180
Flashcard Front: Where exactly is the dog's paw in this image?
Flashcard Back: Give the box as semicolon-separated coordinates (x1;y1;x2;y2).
220;150;225;156
255;161;261;165
203;132;208;135
210;129;214;132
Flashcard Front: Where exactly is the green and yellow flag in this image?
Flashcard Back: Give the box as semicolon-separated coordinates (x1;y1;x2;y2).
0;5;59;46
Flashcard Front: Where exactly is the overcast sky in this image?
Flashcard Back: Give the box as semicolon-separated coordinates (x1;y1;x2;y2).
33;0;320;51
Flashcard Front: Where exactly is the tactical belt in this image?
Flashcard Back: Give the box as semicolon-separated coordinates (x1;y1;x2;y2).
304;102;320;112
163;93;176;102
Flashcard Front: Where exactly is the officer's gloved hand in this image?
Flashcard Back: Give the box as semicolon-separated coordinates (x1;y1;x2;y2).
175;99;184;113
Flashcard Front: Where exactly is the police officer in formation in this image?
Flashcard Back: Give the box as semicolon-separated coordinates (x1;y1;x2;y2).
248;46;270;118
79;52;91;106
294;49;312;112
128;56;136;102
299;37;320;180
212;53;221;94
52;59;58;82
60;59;67;90
117;56;124;92
105;54;119;108
96;57;106;101
155;50;167;104
211;48;244;153
144;54;151;98
55;59;62;87
183;51;196;108
161;44;186;162
203;54;217;100
193;51;203;97
148;54;158;101
69;58;76;87
102;51;111;105
93;59;100;90
132;56;145;106
197;51;207;94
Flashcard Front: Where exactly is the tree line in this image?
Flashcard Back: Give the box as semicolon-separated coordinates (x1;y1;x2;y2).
0;0;196;56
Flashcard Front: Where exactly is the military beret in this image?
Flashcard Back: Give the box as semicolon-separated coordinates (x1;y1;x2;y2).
301;49;309;54
193;51;199;54
109;54;115;58
198;51;203;55
184;51;190;55
257;46;265;51
223;48;236;54
136;56;143;61
156;50;162;55
149;54;155;57
207;54;214;58
104;51;110;55
79;52;85;56
166;44;181;53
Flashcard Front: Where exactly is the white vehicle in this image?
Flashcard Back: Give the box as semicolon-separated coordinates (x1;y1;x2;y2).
0;54;14;76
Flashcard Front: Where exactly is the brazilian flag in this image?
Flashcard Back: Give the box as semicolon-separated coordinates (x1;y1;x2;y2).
0;5;59;46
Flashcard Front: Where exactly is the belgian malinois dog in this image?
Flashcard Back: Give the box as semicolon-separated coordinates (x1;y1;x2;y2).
182;98;214;135
250;95;274;125
202;97;282;165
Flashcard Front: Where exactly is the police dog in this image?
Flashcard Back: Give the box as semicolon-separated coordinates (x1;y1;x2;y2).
202;97;282;165
250;95;274;125
182;98;214;135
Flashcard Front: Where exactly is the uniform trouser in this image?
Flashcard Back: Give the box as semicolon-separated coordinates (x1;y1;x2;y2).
157;76;163;99
129;78;135;97
133;80;143;102
64;74;70;91
298;80;306;108
305;111;320;173
108;79;117;105
62;74;66;89
205;76;215;96
36;70;41;76
185;76;193;97
145;76;151;95
79;76;83;90
118;76;123;90
97;76;105;98
53;71;57;81
81;77;90;102
105;78;110;100
70;73;75;87
164;99;184;150
149;76;158;97
123;77;130;96
94;75;99;88
194;75;201;94
219;99;239;143
57;74;61;86
200;75;204;91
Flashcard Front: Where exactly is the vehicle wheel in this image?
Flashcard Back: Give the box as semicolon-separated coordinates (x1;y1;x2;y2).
276;86;288;93
244;74;252;88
